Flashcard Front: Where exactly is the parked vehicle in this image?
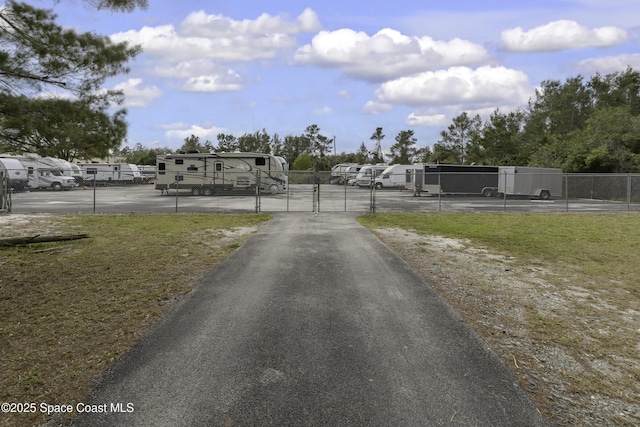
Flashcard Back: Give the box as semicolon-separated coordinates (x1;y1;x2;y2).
5;154;78;191
137;165;156;183
498;166;563;200
76;162;143;185
374;164;423;190
355;164;388;187
330;163;364;184
0;157;29;190
155;151;288;196
416;164;499;196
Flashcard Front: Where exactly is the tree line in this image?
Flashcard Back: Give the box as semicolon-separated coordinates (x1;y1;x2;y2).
122;68;640;173
1;1;639;173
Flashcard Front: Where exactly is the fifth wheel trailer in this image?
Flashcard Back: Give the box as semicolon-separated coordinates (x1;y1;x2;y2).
498;166;563;199
155;152;288;195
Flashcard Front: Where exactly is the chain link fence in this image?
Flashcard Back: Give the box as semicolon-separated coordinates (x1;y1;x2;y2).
5;170;640;214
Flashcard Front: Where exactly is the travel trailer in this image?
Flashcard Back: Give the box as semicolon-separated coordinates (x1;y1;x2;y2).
374;164;423;190
0;157;29;190
355;164;388;187
155;151;288;195
76;162;142;185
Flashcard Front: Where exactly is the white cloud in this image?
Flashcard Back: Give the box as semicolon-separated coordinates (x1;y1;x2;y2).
374;66;532;109
313;106;332;115
576;53;640;74
113;78;162;107
294;28;489;82
363;100;394;115
406;113;448;127
501;20;628;52
182;70;243;92
109;9;321;93
179;7;320;37
164;124;228;142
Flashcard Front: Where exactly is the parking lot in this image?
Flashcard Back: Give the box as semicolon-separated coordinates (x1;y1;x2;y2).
5;183;640;215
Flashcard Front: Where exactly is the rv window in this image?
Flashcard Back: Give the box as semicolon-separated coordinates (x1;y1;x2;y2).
27;167;33;175
175;159;184;165
187;165;198;172
215;162;223;172
158;163;165;175
255;158;266;166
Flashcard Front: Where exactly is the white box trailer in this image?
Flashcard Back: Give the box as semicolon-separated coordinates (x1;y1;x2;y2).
155;151;288;196
76;162;142;185
498;166;563;199
374;164;423;190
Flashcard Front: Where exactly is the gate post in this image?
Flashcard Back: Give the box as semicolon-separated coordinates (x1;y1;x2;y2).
255;170;261;213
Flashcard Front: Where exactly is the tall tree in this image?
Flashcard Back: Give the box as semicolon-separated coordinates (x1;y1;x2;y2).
237;129;272;153
304;124;331;170
435;112;482;164
479;109;527;165
215;133;238;152
0;1;141;155
389;130;417;164
369;127;385;163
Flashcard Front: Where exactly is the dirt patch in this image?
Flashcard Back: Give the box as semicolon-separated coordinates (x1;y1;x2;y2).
373;227;640;427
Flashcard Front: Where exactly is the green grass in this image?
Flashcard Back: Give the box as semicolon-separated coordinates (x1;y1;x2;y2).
358;212;639;293
0;213;270;427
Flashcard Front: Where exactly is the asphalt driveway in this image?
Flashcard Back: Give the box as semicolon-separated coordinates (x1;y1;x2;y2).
71;213;551;426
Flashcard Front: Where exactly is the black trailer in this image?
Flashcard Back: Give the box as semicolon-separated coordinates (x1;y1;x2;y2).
419;164;499;196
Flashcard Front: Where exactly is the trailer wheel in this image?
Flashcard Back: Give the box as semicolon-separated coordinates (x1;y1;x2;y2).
268;184;279;195
203;187;213;196
482;188;494;197
374;182;383;190
51;182;63;191
191;186;202;196
540;190;551;200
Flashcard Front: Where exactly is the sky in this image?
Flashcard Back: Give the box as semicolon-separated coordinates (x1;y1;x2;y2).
33;0;640;154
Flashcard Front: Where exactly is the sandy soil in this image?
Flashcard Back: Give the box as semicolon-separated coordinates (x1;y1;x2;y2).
373;227;640;427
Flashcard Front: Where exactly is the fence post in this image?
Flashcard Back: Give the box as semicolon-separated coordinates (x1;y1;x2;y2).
369;175;376;213
175;173;181;213
565;174;569;212
628;173;631;212
255;170;261;213
438;172;442;212
503;170;507;212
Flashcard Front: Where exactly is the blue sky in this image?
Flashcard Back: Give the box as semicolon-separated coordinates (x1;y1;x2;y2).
36;0;640;154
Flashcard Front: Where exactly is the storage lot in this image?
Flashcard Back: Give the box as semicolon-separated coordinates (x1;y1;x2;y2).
6;184;640;214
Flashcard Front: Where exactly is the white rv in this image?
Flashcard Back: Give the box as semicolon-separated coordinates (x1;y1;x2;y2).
355;164;388;187
374;164;423;190
76;162;142;185
330;163;363;185
8;155;78;191
0;157;29;190
155;151;288;196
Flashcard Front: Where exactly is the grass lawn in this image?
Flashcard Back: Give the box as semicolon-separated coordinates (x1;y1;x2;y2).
0;213;270;427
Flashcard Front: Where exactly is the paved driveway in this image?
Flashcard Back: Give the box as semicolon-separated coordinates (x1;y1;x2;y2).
71;213;550;426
